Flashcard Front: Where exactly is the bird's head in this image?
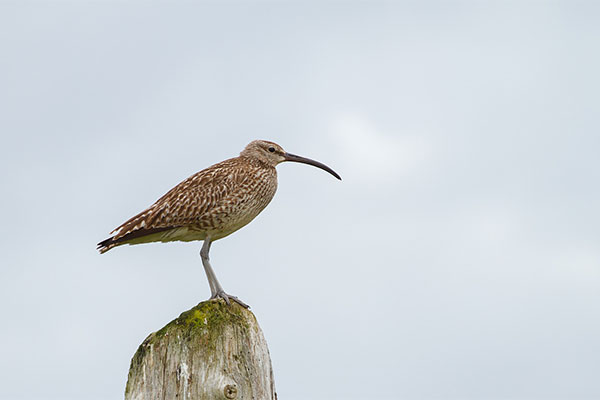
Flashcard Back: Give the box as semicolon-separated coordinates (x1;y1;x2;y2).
240;140;341;180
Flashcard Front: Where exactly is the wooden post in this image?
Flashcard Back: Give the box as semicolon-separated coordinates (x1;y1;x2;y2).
125;300;277;400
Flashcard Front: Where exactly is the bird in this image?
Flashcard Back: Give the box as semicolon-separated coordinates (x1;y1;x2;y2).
98;140;341;308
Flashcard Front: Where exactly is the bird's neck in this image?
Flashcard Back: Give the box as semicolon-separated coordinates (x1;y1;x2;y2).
239;155;275;170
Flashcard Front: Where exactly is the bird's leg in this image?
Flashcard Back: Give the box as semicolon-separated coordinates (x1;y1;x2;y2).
200;243;217;297
200;239;219;296
200;239;250;309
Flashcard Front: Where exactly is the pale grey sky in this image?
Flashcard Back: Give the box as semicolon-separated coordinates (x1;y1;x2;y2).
1;1;599;399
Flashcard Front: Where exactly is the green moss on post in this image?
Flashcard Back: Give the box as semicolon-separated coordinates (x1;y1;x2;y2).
125;300;276;400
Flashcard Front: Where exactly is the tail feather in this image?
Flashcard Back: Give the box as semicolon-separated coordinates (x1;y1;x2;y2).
97;226;175;254
97;236;118;254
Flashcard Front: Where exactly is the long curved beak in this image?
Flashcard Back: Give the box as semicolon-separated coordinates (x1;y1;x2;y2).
283;152;342;180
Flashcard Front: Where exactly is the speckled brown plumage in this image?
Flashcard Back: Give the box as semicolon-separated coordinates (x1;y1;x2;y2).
98;151;278;253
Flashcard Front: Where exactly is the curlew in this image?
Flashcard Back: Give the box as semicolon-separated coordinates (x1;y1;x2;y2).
98;140;341;308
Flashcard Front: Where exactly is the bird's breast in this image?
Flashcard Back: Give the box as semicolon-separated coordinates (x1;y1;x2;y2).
199;165;278;240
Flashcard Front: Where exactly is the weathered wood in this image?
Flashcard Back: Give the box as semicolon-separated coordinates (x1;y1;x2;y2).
125;300;277;400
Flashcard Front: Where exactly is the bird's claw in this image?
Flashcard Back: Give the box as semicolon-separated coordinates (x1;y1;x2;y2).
211;291;250;309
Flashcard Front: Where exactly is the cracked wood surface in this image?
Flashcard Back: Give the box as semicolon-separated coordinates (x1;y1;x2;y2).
125;300;276;400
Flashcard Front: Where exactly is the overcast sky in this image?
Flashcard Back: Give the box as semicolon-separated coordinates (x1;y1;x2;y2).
1;1;599;399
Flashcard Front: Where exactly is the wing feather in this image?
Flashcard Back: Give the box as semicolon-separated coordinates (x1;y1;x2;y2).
98;158;254;252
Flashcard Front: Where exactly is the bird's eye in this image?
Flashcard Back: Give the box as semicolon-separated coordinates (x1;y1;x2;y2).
268;147;275;153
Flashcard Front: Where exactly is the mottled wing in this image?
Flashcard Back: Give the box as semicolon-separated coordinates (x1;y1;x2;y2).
97;158;254;252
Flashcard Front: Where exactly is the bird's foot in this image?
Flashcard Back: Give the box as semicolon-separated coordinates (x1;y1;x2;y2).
211;291;250;309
